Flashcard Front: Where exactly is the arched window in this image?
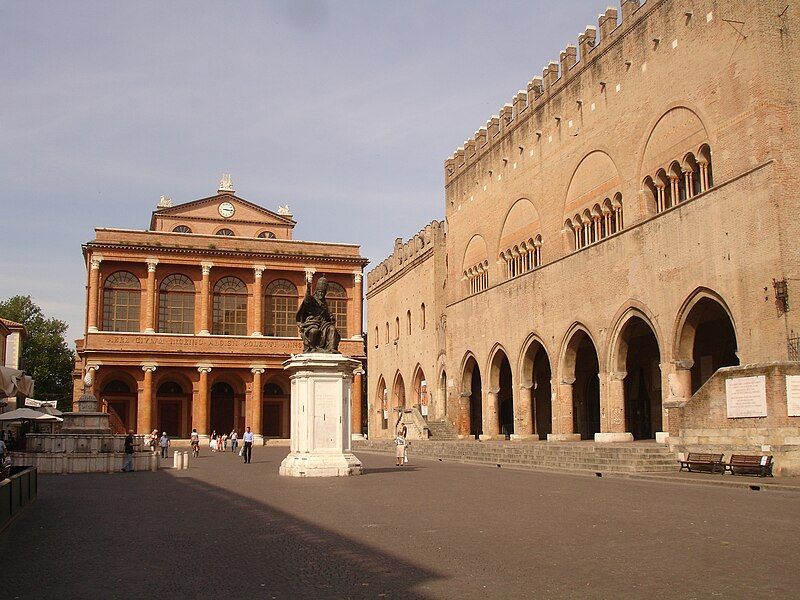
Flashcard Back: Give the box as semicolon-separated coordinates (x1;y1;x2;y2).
420;303;426;330
172;225;191;233
264;382;284;396
385;322;389;344
326;282;348;338
216;228;234;236
406;310;412;335
257;231;277;239
103;380;131;393
212;277;247;335
264;279;297;337
612;193;624;232
158;381;184;395
158;274;195;334
395;317;400;340
698;144;713;191
374;326;379;348
103;271;141;332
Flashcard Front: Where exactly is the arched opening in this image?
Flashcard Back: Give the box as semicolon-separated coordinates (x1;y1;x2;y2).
412;367;428;418
263;381;289;438
678;296;739;393
521;339;552;440
210;381;238;436
420;303;426;330
407;310;412;335
461;356;482;438
100;377;137;431
489;349;514;437
376;377;388;430
392;371;406;415
158;274;195;334
564;329;601;440
643;177;658;215
617;317;662;440
437;369;447;419
212;277;247;335
698;144;713;189
157;380;190;438
102;271;140;332
656;169;671;211
264;279;298;337
683;153;702;198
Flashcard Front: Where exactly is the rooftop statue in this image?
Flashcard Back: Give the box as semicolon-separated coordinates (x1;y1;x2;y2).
296;274;341;353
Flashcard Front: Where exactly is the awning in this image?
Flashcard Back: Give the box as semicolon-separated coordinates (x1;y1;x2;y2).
0;366;34;398
0;407;61;422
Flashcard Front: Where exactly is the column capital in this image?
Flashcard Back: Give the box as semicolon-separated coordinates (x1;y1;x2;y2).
609;371;627;381
142;365;157;373
90;255;103;270
201;261;214;275
560;377;576;386
353;272;362;284
250;367;266;374
146;257;159;272
304;268;316;282
253;264;266;277
519;383;533;390
197;366;213;374
673;359;694;370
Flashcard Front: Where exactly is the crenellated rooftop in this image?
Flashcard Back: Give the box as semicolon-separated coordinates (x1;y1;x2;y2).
445;0;652;183
367;220;445;293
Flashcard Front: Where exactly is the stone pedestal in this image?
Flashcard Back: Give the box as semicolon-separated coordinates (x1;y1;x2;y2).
547;433;582;442
279;353;363;477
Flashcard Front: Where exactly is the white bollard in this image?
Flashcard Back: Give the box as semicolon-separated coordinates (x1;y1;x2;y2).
150;453;158;472
173;451;181;469
182;451;189;470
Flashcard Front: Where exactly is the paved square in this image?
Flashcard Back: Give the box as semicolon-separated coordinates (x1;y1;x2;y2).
3;447;799;599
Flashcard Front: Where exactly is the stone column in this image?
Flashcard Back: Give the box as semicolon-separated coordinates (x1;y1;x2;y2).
352;367;364;438
144;258;158;333
251;265;265;336
195;367;212;435
138;365;156;434
684;170;693;199
249;367;264;439
699;162;708;192
669;175;680;204
511;384;535;440
87;255;103;332
656;185;664;212
480;388;501;440
458;392;472;437
199;262;213;335
548;378;580;441
352;272;363;340
595;371;633;442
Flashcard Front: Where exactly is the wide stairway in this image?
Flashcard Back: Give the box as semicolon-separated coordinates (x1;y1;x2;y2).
425;420;459;440
354;439;678;475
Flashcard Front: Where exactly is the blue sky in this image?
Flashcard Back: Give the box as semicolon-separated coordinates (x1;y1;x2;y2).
0;0;605;341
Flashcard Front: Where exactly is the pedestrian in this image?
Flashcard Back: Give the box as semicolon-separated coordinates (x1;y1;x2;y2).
230;430;238;453
210;430;217;452
190;428;200;456
122;430;134;472
159;431;170;458
222;433;228;451
242;426;254;464
150;429;158;454
217;435;223;452
394;428;407;467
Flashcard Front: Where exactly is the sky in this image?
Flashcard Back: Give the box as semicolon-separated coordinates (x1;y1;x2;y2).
1;0;606;342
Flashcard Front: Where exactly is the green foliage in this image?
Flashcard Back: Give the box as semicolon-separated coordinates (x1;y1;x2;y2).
0;295;74;411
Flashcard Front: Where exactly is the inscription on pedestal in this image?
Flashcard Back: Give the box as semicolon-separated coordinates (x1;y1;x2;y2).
725;375;767;418
786;375;800;417
313;391;338;449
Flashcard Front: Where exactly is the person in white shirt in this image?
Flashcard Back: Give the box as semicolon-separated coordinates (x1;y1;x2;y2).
242;426;254;464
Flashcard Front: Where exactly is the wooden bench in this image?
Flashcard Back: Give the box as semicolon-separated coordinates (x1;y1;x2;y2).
679;452;725;474
726;454;774;477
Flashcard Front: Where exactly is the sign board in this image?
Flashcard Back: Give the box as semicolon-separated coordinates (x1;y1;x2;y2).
725;376;767;418
421;404;429;416
786;375;800;417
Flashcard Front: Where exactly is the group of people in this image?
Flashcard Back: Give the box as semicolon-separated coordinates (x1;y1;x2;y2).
209;430;239;453
144;429;171;458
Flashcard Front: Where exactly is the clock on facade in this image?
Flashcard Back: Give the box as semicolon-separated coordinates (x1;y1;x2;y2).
218;202;235;218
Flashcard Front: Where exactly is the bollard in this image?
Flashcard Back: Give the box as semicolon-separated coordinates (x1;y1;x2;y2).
173;452;181;469
182;451;189;470
150;453;158;472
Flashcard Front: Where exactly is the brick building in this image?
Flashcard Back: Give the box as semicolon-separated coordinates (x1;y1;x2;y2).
74;176;367;441
367;0;800;451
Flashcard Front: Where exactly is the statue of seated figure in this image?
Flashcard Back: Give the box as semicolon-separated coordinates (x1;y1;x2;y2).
296;274;341;353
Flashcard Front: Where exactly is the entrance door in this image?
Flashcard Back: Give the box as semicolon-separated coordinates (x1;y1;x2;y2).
263;402;282;437
210;382;235;435
159;402;181;438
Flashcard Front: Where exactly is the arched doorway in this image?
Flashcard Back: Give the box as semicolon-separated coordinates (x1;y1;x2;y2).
677;294;739;393
412;366;428;418
564;329;601;440
437;369;447;420
210;381;236;436
616;316;662;440
263;382;289;438
520;338;552;440
392;372;406;430
489;348;514;437
157;380;189;438
376;376;388;430
461;356;483;438
99;377;137;432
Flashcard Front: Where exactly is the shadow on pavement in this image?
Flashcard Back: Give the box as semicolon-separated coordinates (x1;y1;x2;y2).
1;471;439;598
363;466;421;474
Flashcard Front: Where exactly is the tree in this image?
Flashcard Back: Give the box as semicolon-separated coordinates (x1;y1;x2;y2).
0;295;75;411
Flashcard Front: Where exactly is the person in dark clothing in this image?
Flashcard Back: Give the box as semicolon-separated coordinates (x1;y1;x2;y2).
122;430;135;472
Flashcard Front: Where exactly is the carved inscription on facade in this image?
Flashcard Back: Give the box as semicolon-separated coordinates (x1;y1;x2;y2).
725;376;767;418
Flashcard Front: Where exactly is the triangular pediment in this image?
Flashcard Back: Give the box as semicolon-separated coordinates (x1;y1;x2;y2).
150;193;295;230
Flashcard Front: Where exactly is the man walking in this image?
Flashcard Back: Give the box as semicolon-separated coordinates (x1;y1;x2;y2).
242;426;253;464
122;430;134;472
159;431;170;459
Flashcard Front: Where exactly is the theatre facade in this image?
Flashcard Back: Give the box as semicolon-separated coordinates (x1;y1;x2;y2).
74;177;367;441
367;0;800;465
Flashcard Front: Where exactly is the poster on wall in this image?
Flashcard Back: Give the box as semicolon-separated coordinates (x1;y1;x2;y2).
725;375;767;418
786;375;800;417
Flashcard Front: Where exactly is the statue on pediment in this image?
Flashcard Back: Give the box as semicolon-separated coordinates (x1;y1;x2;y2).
296;274;341;353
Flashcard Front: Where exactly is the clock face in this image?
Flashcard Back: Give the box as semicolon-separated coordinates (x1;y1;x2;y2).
218;202;235;218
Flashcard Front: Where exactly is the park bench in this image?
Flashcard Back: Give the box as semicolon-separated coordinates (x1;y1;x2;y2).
679;452;725;474
726;454;774;477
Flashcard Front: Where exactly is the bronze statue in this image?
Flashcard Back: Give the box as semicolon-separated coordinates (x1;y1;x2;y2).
296;274;341;353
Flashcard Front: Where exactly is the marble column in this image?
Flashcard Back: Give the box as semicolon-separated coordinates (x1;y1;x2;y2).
138;365;156;434
595;371;633;442
351;367;364;438
511;384;534;440
352;272;363;340
144;258;158;333
251;265;265;336
199;262;213;335
249;367;264;437
87;255;103;332
195;367;211;435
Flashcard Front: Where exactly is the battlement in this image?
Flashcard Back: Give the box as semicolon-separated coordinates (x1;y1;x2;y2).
367;220;445;293
445;0;655;183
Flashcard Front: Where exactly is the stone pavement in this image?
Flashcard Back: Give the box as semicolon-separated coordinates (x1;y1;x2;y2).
2;447;799;599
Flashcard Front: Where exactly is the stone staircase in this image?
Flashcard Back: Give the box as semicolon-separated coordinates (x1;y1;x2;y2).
354;439;679;474
425;420;459;440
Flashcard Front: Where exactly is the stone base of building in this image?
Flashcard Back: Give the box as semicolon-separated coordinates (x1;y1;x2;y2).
279;452;363;477
547;433;582;442
594;432;634;443
478;434;507;441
